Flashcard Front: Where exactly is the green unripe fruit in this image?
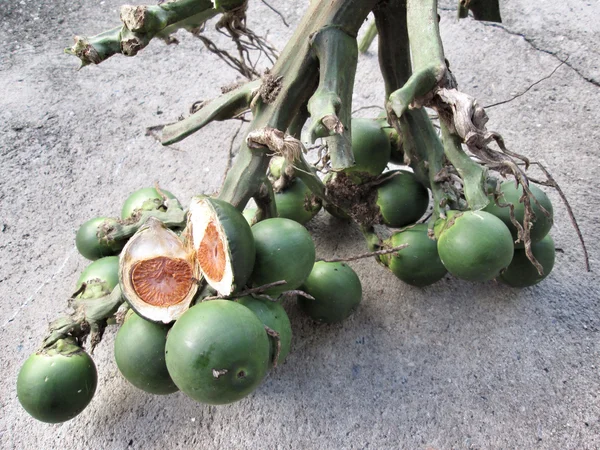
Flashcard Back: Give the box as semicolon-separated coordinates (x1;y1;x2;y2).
17;339;97;423
235;296;292;367
499;234;555;287
275;178;321;225
298;261;362;323
375;170;429;227
165;300;270;405
75;256;120;299
436;211;514;282
250;218;315;295
114;311;178;395
380;224;447;287
483;181;553;248
344;118;391;179
76;217;125;260
121;187;177;220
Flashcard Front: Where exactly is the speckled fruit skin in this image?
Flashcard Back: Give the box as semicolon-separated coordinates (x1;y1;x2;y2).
380;224;447;287
275;178;321;225
483;181;553;248
165;300;270;405
76;217;125;260
499;234;555;287
235;296;292;367
436;211;514;282
121;187;177;220
375;170;429;227
75;256;120;298
114;312;178;395
250;218;315;295
298;261;362;323
17;341;97;423
345;118;391;178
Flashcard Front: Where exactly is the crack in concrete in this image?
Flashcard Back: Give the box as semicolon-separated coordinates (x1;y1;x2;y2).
438;7;600;88
481;22;600;88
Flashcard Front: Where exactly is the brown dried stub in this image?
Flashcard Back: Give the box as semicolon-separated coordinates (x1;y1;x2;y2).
131;256;194;307
197;221;226;282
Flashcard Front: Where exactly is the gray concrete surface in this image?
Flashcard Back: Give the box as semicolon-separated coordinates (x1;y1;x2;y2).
1;1;599;448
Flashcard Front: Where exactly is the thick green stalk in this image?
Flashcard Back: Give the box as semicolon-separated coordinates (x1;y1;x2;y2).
388;0;449;117
400;109;447;213
218;0;378;209
358;20;378;54
287;106;309;139
120;0;214;32
99;205;186;245
440;122;489;210
253;177;278;219
374;0;447;218
307;26;358;170
387;0;489;212
374;0;411;94
66;0;225;66
161;80;260;145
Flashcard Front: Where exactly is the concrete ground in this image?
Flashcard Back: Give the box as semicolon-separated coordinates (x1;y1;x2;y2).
1;0;598;448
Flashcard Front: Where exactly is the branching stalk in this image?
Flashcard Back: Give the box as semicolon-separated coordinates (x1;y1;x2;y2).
218;0;377;209
254;177;277;219
375;0;448;220
67;0;225;66
307;27;358;170
42;286;125;351
99;204;186;245
388;0;453;118
358;20;378;54
161;80;260;145
440;122;489;210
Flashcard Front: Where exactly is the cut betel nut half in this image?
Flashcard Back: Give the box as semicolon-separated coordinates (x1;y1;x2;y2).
188;196;256;296
119;217;199;323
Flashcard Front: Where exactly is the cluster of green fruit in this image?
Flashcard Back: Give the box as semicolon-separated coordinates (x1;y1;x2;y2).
302;117;555;289
17;117;555;425
17;188;362;423
380;178;555;289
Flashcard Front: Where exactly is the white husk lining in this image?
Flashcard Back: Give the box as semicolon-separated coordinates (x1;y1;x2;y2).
119;218;197;323
189;197;234;295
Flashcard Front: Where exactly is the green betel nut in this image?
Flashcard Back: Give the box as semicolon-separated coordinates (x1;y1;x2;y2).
165;300;270;405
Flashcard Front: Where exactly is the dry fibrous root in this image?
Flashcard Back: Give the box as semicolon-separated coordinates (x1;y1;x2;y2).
202;1;279;79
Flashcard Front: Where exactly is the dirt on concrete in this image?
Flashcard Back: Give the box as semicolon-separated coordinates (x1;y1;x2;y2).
1;1;599;448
